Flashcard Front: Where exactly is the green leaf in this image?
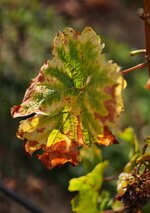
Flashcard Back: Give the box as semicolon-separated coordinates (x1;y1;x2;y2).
118;128;140;172
11;27;126;168
68;161;108;213
145;137;150;146
99;190;112;212
118;127;139;153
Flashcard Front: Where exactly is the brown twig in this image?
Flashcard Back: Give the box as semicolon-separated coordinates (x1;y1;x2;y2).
121;62;148;75
103;176;118;182
144;1;150;77
102;208;126;213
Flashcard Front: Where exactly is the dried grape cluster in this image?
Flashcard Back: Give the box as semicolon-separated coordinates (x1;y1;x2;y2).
117;142;150;212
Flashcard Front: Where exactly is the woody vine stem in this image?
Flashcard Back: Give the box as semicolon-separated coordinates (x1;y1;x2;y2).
144;0;150;77
116;2;150;213
122;0;150;89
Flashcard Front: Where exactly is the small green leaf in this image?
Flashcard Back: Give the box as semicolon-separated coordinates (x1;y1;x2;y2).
118;128;139;153
99;190;112;212
68;161;108;213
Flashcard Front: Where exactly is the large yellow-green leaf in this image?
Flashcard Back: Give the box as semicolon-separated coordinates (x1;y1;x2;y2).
11;27;126;168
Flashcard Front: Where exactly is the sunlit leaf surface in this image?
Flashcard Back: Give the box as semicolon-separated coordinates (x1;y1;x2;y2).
11;27;126;168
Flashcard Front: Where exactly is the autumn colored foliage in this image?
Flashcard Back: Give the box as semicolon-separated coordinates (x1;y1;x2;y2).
11;26;150;212
11;27;126;168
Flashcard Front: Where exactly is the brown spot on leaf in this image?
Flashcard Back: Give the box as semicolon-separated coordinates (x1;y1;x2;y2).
37;140;80;169
24;140;39;155
95;85;118;124
37;71;45;82
22;84;34;102
10;105;21;117
16;129;24;139
97;126;118;146
37;128;45;133
77;116;84;145
22;70;45;103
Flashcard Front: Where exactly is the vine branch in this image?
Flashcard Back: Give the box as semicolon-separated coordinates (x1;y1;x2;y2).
122;62;148;75
144;0;150;77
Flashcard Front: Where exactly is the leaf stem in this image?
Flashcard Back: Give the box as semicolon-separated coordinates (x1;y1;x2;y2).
122;63;148;75
130;49;146;56
103;176;118;182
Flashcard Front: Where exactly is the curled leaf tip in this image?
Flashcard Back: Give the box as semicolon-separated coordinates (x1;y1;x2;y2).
11;105;21;118
98;126;118;146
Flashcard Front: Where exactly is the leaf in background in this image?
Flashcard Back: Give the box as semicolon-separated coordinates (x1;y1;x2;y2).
80;144;102;173
136;137;150;164
118;127;139;153
68;161;108;213
145;137;150;146
11;27;126;168
99;190;112;212
118;128;140;172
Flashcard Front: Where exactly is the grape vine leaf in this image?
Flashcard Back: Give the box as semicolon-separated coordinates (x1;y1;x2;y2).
11;27;126;168
118;128;140;172
68;161;108;213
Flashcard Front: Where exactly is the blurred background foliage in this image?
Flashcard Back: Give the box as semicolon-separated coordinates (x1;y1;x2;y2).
0;0;66;175
0;0;149;212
